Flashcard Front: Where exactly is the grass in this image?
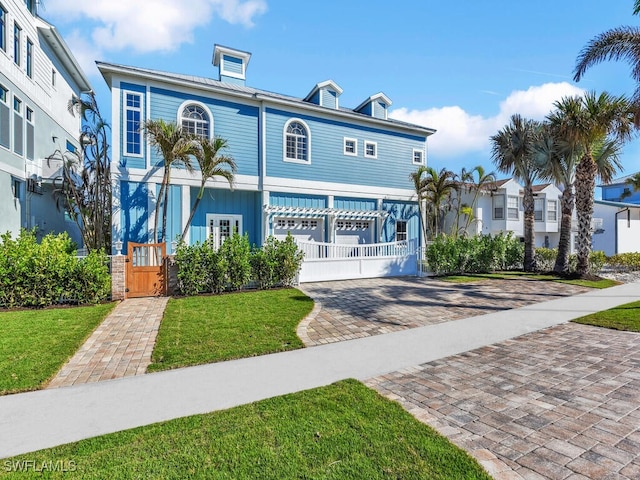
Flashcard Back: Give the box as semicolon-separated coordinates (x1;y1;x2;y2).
148;288;314;372
0;303;116;395
0;380;492;479
572;300;640;332
439;271;618;289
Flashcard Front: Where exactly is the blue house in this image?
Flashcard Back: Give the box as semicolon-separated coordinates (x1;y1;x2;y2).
98;45;435;281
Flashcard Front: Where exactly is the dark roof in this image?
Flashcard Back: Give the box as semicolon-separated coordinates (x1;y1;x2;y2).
532;183;551;193
96;61;436;136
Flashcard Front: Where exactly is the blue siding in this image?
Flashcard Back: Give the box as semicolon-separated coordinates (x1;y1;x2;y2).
270;192;326;209
307;91;320;105
149;87;259;177
321;89;337;109
120;82;146;169
357;102;373;116
334;197;376;211
189;188;261;245
373;100;386;119
265;107;425;189
381;200;419;244
156;184;182;249
120;180;149;247
223;55;243;74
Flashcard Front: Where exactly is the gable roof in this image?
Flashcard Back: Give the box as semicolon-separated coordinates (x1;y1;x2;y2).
303;80;343;102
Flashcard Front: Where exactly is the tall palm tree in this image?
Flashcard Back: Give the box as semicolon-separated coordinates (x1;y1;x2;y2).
491;114;541;272
450;166;472;237
181;137;237;240
410;165;430;243
144;119;199;243
462;165;496;233
422;167;457;238
548;92;633;275
574;1;640;108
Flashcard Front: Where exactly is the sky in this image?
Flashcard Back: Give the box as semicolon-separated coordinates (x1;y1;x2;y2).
40;0;640;185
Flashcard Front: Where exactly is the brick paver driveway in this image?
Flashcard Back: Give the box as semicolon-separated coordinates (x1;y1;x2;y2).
367;323;640;480
299;277;589;345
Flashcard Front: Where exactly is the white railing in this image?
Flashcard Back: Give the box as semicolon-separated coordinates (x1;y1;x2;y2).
297;240;410;260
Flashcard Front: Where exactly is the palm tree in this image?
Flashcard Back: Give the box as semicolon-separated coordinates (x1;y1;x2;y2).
181;137;237;240
548;92;633;275
450;167;472;237
144;119;199;243
422;167;457;238
410;165;430;243
462;165;496;233
574;1;640;108
491;114;541;272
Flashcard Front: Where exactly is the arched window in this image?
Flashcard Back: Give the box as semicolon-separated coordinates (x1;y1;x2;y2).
284;120;309;163
181;104;210;138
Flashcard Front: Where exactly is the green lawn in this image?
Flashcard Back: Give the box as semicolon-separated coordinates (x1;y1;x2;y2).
0;380;491;479
148;288;314;372
0;303;116;395
439;272;618;289
572;300;640;332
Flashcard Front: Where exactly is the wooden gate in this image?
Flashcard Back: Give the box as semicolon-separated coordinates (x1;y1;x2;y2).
126;242;166;298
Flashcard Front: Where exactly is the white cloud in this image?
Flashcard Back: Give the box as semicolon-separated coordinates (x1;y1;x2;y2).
390;82;585;159
44;0;267;54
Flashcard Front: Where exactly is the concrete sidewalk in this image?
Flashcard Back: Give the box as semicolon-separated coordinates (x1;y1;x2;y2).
1;281;639;459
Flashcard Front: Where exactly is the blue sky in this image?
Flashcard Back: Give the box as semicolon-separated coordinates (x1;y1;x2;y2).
42;0;640;182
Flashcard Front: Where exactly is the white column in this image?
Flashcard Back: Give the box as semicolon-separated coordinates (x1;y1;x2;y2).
262;191;270;242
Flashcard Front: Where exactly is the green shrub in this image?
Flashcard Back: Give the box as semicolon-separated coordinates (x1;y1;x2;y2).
274;233;305;287
588;250;607;274
0;229;110;308
175;242;208;296
534;247;557;272
251;237;278;289
607;252;640;271
219;233;252;291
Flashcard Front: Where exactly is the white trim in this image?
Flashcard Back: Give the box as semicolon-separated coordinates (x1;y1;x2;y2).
206;213;243;249
120;170;260;191
547;199;558;223
177;99;213;139
412;148;424;165
283;117;311;164
264;175;415;201
507;195;519;220
364;140;377;159
343;137;357;156
111;82;122;172
122;90;143;158
355;92;393;112
181;185;190;244
212;45;251;81
145;84;151;168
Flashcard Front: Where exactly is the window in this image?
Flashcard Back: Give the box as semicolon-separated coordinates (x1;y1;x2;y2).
301;220;309;228
181;104;210;138
13;22;21;66
396;220;407;242
534;198;544;222
310;220;318;228
13;96;21;113
287;219;295;228
13;95;22;155
124;92;142;156
507;196;519;220
51;69;56;87
343;137;357;156
12;178;21;199
493;195;504;220
547;200;557;222
24;0;35;14
66;139;76;153
364;141;377;159
413;148;424;164
0;4;6;52
276;219;286;228
25;107;33;160
0;84;8;149
26;38;32;78
284;119;309;163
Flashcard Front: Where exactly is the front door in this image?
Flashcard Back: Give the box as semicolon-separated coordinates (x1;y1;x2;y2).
207;214;243;249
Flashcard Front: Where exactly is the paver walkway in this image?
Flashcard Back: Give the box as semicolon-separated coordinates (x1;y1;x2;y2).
47;297;168;388
367;323;640;480
299;277;589;345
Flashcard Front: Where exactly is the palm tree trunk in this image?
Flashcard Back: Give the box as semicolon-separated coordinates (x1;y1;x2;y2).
574;154;597;275
553;187;574;274
161;170;172;244
181;183;205;241
154;173;168;244
523;189;536;272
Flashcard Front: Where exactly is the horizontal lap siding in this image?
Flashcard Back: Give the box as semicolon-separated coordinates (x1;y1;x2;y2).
120;82;146;169
150;87;259;177
321;89;337;109
189;188;260;246
120;180;149;247
265;107;424;190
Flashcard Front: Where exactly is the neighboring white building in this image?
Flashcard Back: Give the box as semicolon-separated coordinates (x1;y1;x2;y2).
0;0;90;243
592;200;640;256
445;179;565;249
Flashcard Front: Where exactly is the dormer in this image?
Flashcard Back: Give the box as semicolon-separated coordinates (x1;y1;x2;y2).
355;93;392;119
303;80;343;109
212;44;251;86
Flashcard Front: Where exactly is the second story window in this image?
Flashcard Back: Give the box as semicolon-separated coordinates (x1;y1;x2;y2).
24;0;35;14
364;141;377;159
124;92;142;156
413;148;424;164
507;195;519;220
26;38;32;78
547;200;558;222
493;194;504;220
343;137;357;156
181;104;210;138
13;95;23;156
0;4;7;52
13;22;21;66
284;119;309;163
534;198;544;222
25;106;33;160
0;84;8;149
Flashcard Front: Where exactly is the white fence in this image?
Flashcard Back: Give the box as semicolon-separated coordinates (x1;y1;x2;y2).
297;240;418;283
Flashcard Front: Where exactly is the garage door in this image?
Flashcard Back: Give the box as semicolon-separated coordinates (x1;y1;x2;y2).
274;218;324;242
335;220;372;245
